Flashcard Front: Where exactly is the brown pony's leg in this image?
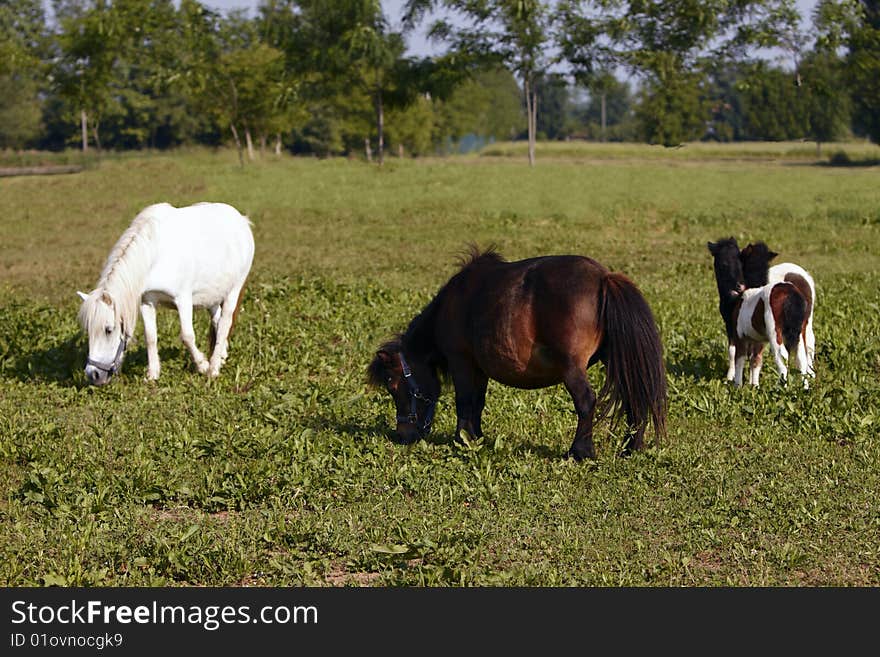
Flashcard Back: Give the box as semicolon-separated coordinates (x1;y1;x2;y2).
473;371;488;438
562;363;597;461
450;360;484;441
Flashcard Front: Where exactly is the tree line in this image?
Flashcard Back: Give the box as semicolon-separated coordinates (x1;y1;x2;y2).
2;0;878;164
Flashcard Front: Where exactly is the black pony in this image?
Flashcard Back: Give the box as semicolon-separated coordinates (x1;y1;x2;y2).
367;248;667;460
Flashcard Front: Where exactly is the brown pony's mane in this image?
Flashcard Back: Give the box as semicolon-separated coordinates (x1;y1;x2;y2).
367;247;504;387
455;244;505;271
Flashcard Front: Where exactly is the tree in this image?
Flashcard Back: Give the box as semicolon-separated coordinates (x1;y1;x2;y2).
53;0;122;151
345;3;408;165
816;0;880;143
798;51;852;153
557;0;805;145
433;66;525;149
405;0;552;166
575;72;633;141
0;0;46;148
534;72;569;140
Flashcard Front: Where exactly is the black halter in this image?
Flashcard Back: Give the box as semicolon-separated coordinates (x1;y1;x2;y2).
86;335;127;375
396;352;436;436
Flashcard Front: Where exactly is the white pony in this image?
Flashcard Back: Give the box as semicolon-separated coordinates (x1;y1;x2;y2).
77;202;254;385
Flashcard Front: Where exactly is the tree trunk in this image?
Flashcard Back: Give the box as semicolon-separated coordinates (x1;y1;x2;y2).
81;109;89;153
274;133;282;156
376;89;385;166
524;77;536;167
244;124;255;161
91;120;101;153
398;144;404;158
601;93;607;143
230;122;244;167
364;137;372;162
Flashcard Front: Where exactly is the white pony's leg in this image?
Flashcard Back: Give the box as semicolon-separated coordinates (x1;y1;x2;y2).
726;343;736;381
141;302;160;380
207;284;243;377
175;295;209;373
749;345;764;387
208;305;223;358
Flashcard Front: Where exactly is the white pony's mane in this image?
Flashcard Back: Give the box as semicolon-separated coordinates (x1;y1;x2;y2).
79;204;165;338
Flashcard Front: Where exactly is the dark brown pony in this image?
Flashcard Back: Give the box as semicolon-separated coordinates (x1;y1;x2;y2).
367;248;667;460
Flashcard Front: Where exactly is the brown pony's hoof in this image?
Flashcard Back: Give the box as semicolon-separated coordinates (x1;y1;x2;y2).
567;445;596;461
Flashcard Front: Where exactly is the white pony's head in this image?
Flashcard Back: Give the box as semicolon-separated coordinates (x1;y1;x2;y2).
77;289;128;385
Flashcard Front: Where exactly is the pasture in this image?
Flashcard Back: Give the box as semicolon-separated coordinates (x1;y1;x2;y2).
1;145;879;586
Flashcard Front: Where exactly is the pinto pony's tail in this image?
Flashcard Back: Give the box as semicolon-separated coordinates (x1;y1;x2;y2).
597;272;668;448
778;284;807;354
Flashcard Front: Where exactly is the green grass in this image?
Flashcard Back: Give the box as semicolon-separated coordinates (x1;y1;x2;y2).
481;139;880;164
1;145;879;586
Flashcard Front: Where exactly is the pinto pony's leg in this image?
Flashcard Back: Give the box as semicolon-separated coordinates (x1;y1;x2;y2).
175;295;209;374
794;338;810;390
141;302;160;380
597;273;667;452
769;342;789;384
805;318;816;374
207;282;245;377
734;344;747;387
562;363;598;461
748;344;764;387
726;342;736;381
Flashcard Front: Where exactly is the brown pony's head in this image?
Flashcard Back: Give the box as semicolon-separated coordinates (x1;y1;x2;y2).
368;339;440;444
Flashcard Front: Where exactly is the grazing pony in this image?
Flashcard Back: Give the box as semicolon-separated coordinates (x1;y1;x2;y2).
77;202;254;385
367;248;667;461
707;238;810;388
739;241;816;375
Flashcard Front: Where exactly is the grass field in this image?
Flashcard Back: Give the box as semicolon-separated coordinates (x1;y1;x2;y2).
1;144;879;586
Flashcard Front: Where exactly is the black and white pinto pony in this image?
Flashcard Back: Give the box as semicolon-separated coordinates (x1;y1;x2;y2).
77;202;254;385
739;241;816;374
707;237;813;389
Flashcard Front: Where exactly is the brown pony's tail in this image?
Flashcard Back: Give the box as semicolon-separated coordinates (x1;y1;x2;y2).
597;272;668;446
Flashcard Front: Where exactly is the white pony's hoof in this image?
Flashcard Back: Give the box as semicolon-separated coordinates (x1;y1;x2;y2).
207;366;221;378
146;370;160;381
196;360;209;374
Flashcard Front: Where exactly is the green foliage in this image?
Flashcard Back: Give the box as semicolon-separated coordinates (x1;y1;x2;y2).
737;64;810;140
406;0;553;163
843;0;880;142
636;70;709;145
0;0;876;154
0;74;43;148
1;149;880;585
434;67;526;145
